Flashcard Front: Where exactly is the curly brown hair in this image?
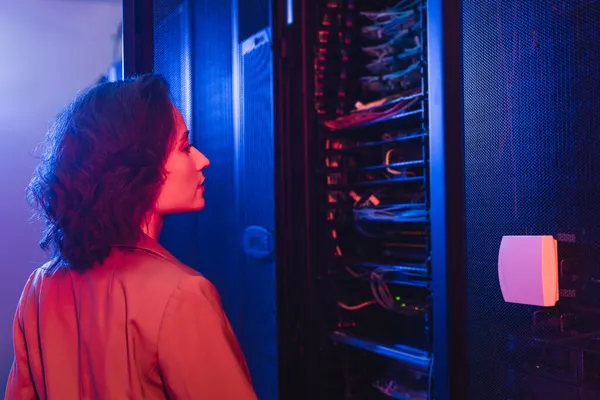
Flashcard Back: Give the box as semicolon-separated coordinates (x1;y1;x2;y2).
27;74;176;271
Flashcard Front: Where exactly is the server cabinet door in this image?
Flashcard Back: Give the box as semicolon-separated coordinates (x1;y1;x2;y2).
235;27;278;400
462;1;600;399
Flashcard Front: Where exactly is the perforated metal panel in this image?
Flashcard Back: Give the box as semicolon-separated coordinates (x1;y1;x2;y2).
153;0;191;120
237;27;278;400
463;1;600;399
153;0;196;265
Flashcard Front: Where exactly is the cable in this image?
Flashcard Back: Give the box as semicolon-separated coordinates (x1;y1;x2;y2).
360;72;422;97
373;379;428;400
355;94;399;112
362;32;420;59
365;46;422;75
361;2;421;41
337;300;377;310
338;266;426;314
345;265;369;278
361;0;421;23
361;9;414;25
360;62;421;84
372;380;396;398
354;204;428;223
389;0;422;12
370;268;425;315
324;93;421;130
354;87;420;111
382;61;421;81
384;148;420;176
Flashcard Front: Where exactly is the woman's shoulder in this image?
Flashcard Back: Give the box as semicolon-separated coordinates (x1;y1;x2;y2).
29;247;207;302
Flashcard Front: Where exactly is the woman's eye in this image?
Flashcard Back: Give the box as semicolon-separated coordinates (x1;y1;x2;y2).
184;144;193;153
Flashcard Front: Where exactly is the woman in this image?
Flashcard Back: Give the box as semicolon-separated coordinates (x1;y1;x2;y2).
6;75;257;400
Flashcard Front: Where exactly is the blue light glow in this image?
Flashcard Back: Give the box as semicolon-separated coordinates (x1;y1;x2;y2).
286;0;293;25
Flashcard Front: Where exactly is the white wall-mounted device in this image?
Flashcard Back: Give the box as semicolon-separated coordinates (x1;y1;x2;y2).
498;235;559;307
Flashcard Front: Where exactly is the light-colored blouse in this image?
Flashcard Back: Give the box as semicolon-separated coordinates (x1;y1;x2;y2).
5;236;257;400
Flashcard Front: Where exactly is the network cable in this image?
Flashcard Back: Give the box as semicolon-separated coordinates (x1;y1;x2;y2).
354;204;428;223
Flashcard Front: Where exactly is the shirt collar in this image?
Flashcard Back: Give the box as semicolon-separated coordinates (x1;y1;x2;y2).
115;234;179;263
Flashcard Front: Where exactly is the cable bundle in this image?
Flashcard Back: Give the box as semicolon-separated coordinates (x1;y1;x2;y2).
354;203;428;223
321;0;424;130
359;0;423;96
324;90;421;130
338;266;426;316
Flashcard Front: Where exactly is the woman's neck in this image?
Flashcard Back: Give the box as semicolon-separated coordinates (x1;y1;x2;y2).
141;212;165;240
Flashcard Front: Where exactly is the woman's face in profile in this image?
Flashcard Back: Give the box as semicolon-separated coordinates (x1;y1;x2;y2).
154;105;210;214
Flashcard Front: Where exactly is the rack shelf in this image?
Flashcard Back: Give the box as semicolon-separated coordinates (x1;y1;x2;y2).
331;331;432;373
324;109;424;133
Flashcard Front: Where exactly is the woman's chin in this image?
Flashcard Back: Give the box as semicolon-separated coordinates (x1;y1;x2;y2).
162;199;205;214
188;197;206;212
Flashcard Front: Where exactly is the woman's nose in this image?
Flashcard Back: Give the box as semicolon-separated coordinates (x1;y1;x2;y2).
193;148;210;170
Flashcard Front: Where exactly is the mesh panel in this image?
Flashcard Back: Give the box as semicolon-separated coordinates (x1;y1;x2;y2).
238;28;278;400
463;1;600;399
153;0;191;124
152;0;196;265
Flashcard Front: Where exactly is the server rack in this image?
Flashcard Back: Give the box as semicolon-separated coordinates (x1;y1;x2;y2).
272;0;464;399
